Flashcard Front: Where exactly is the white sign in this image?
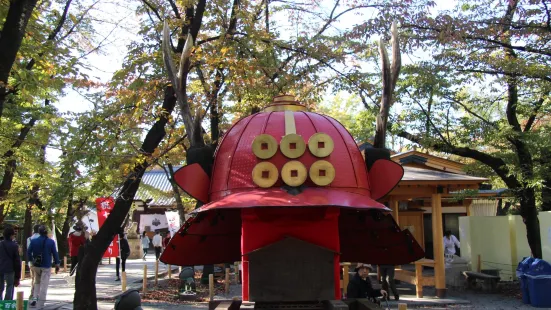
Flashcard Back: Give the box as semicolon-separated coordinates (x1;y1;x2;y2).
139;214;169;232
165;211;181;237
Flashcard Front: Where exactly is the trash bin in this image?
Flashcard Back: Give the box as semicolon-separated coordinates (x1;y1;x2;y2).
516;257;534;304
526;259;551;308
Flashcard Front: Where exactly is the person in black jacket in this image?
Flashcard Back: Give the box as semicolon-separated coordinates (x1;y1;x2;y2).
346;263;387;301
116;232;131;281
0;227;22;301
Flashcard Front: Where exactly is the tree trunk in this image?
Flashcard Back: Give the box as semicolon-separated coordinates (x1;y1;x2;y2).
520;188;542;258
0;0;40;118
22;205;33;262
58;197;75;262
542;177;551;212
167;163;187;221
73;86;177;310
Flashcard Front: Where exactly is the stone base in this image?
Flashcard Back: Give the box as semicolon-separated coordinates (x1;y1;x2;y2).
127;239;143;260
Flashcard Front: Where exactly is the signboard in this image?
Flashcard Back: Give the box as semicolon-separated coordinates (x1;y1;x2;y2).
95;197;120;258
0;300;28;310
165;211;180;237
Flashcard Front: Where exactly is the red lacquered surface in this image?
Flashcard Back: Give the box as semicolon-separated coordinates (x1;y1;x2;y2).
368;159;404;200
173;163;210;203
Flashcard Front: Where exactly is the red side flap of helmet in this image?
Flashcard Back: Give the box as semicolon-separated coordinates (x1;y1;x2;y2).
173;163;210;203
368;159;404;200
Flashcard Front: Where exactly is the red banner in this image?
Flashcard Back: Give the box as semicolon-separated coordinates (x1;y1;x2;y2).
95;197;120;258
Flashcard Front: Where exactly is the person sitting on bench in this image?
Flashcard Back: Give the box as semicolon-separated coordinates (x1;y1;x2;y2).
347;263;388;301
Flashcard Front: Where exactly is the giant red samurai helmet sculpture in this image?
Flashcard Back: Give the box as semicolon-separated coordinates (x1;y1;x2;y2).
161;95;424;301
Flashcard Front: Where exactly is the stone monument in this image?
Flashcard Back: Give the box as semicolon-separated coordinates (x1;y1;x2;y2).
126;222;143;260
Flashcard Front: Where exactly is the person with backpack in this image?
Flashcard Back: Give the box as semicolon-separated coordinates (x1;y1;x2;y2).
28;225;60;307
26;225;40;298
115;232;130;282
0;227;21;301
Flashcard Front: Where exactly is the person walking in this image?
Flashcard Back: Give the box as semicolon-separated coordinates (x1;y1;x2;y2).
443;230;460;256
152;231;162;260
141;232;150;261
26;224;40;298
115;232;130;281
0;227;21;301
379;265;399;301
68;225;86;274
28;225;60;308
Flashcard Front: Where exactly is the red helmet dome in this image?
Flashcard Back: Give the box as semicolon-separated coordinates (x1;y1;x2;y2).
194;95;393;212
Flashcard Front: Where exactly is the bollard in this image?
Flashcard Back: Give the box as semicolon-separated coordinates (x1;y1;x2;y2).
168;264;172;279
225;268;230;294
122;271;127;291
209;274;214;301
64;257;67;273
109;257;111;265
143;265;148;293
154;260;159;286
16;291;24;310
21;262;26;280
398;303;407;310
477;254;481;272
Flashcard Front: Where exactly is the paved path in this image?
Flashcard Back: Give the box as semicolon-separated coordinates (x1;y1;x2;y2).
12;260;535;310
15;256;176;307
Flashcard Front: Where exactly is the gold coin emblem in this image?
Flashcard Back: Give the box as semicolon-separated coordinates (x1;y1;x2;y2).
309;160;335;186
280;134;306;159
252;134;278;159
281;161;307;187
308;133;334;158
252;162;279;188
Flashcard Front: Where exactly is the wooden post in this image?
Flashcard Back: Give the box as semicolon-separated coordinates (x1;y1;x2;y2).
109;257;111;265
342;263;350;293
477;254;481;272
415;262;423;298
398;304;407;310
168;264;172;279
21;262;26;280
209;274;214;301
225;268;230;294
432;193;446;298
154;260;159;286
63;256;67;273
143;265;148;293
390;199;400;225
234;262;239;284
122;271;127;291
465;199;472;217
16;291;24;310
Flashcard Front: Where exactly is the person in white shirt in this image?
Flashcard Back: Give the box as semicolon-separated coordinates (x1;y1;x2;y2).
152;231;163;260
443;230;460;255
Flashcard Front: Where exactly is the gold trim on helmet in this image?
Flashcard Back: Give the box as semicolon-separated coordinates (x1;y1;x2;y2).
252;162;279;188
308;133;334;158
281;161;307;187
252;134;278;159
309;160;335;186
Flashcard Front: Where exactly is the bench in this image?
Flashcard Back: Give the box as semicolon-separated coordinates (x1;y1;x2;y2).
462;271;500;293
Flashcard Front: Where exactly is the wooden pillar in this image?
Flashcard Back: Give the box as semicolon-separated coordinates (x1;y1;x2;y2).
415;262;423;298
209;274;215;301
143;265;148;293
225;268;230;294
390;199;399;225
342;263;350;293
16;292;24;310
154;260;159;286
122;272;127;291
21;262;26;280
432;193;446;297
168;264;172;279
465;199;472;216
63;256;67;273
